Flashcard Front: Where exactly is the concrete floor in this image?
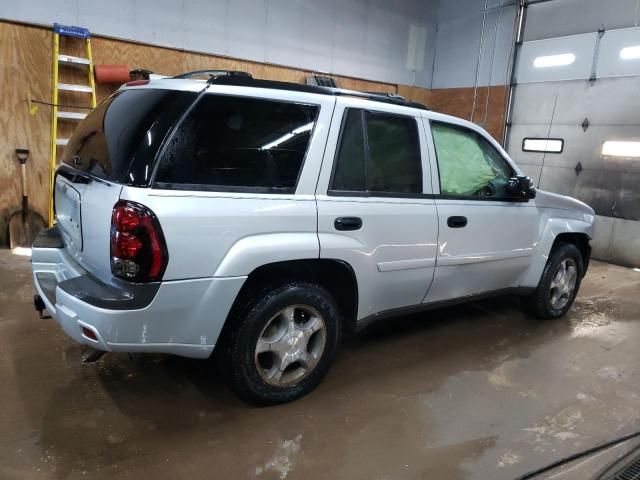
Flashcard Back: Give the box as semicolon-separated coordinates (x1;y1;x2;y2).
0;249;639;480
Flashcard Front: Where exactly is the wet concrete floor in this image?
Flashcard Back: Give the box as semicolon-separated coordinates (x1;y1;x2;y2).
0;249;639;479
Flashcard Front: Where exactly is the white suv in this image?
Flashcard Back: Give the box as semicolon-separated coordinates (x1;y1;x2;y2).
32;71;595;405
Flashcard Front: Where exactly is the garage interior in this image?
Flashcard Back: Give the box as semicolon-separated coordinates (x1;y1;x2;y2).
1;0;639;479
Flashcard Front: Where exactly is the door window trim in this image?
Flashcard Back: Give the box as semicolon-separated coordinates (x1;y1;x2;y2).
327;108;424;198
428;120;526;203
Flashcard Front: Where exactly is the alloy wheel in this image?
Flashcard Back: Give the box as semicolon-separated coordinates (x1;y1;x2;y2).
254;305;327;387
549;258;578;310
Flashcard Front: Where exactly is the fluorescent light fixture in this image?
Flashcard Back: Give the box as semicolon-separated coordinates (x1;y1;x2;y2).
602;141;640;157
533;53;576;68
522;138;564;153
620;45;640;60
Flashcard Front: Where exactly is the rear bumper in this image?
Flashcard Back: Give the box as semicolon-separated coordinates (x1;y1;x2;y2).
31;226;246;359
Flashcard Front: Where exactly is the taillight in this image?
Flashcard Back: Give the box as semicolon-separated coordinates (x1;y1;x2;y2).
110;200;168;282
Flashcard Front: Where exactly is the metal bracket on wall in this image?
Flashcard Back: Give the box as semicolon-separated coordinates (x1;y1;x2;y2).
589;27;606;84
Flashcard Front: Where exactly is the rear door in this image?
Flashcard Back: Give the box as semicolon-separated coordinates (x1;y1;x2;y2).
423;117;539;303
316;97;438;321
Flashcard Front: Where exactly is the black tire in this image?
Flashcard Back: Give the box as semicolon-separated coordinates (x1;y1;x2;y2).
217;282;341;406
521;243;584;319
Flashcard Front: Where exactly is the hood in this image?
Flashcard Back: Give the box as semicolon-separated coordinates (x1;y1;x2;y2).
534;190;595;218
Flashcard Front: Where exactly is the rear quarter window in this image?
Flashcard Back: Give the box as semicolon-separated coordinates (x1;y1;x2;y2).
153;94;319;193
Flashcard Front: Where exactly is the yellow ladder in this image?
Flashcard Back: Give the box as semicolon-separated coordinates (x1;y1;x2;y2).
49;23;97;226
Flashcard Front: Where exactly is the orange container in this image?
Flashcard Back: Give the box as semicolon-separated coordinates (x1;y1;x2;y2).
94;64;130;84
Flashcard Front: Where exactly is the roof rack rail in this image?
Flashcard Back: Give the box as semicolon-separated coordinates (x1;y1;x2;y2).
363;91;406;100
330;89;429;109
173;72;429;110
172;70;253;81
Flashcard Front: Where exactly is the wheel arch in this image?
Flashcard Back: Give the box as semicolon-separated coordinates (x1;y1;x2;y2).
223;258;359;336
551;232;591;275
520;217;593;288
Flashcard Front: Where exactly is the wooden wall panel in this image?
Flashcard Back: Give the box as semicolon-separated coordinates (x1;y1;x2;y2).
0;22;51;242
397;85;433;108
0;20;508;244
428;85;508;140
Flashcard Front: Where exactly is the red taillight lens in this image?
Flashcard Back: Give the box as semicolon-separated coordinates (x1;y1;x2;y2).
110;200;168;282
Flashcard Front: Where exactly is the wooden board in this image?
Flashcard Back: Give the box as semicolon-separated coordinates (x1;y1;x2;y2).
0;22;51;243
428;85;508;140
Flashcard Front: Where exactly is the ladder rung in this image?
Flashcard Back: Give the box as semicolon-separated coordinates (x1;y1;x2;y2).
58;54;91;66
56;138;69;146
57;111;87;120
57;83;93;93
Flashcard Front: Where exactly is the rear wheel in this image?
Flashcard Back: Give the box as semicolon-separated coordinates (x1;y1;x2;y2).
522;243;584;319
219;282;341;406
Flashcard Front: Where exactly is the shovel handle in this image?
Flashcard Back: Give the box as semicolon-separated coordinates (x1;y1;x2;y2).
21;163;27;198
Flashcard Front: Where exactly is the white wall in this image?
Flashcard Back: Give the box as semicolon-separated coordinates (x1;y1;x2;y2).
0;0;439;87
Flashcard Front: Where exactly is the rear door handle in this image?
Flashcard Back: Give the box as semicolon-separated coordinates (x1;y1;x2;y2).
447;216;467;228
334;217;362;231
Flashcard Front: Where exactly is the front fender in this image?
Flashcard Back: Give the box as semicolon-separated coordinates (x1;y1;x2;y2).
213;233;320;277
519;215;595;288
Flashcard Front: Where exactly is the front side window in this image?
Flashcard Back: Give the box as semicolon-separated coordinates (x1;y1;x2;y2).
431;122;514;198
154;94;319;193
330;109;422;195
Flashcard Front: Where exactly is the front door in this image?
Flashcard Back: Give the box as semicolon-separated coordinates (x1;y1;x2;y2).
424;118;540;303
316;97;439;321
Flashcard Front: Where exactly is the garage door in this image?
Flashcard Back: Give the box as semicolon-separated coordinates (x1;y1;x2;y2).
505;5;640;267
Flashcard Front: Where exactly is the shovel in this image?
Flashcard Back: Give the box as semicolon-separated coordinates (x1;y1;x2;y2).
8;149;46;249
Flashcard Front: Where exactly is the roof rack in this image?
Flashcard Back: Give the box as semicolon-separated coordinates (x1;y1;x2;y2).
201;70;429;110
334;89;428;110
173;70;253;81
172;70;428;110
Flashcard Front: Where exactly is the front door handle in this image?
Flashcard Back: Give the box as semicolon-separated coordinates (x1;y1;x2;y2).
447;216;467;228
334;217;362;231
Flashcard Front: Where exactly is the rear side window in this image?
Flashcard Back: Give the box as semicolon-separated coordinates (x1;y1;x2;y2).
61;89;195;185
154;94;319;193
330;109;422;195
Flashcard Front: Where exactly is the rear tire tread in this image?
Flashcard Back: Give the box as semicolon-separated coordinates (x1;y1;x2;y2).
217;281;341;406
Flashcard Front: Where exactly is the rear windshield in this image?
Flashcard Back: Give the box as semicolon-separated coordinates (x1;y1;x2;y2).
61;88;196;185
154;94;319;193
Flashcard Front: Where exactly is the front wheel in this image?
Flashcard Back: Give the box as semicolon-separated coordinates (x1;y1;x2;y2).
219;282;341;406
522;243;584;319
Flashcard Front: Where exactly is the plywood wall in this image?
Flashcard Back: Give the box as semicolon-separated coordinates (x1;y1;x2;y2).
0;22;51;243
428;86;509;141
0;20;509;245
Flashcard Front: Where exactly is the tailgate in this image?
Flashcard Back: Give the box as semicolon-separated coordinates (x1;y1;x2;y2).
54;176;82;251
54;88;196;284
55;171;123;284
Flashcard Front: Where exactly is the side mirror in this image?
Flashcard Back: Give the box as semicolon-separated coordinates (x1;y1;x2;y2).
507;176;536;200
